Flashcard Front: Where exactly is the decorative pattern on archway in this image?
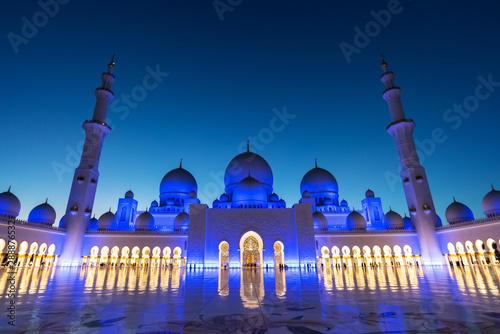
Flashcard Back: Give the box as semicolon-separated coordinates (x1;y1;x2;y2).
274;241;284;266
243;236;260;266
219;241;229;267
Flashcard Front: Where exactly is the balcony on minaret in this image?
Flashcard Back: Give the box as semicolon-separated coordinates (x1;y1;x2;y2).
77;176;85;183
70;205;79;214
84;119;112;130
85;207;92;215
423;205;431;214
416;175;424;183
403;177;410;184
409;206;417;215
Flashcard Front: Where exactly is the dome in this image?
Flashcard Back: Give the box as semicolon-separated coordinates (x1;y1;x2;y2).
189;190;197;199
279;199;286;207
302;190;311;198
220;193;229;202
365;189;375;198
482;186;500;217
224;151;273;195
383;210;404;229
28;201;56;225
313;211;327;230
324;198;333;205
98;211;118;230
436;215;443;227
445;199;474;224
300;167;338;196
151;200;158;207
403;214;413;230
232;176;268;206
135;211;155;230
88;216;98;232
125;190;134;198
340;199;348;207
270;193;279;202
0;187;21;217
212;199;220;207
346;210;366;230
160;167;197;196
173;212;189;230
59;215;66;228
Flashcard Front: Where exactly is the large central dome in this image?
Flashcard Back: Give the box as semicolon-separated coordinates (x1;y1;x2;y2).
224;151;273;195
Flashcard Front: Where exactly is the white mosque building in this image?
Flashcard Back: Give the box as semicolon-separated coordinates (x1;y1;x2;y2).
1;57;500;269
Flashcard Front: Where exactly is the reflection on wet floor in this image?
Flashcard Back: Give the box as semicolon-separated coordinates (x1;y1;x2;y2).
2;265;500;333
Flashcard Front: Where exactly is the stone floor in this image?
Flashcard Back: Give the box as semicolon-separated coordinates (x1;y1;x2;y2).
1;265;500;333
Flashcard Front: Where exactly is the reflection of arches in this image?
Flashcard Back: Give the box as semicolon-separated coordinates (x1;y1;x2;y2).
219;241;229;267
274;241;284;266
239;231;263;267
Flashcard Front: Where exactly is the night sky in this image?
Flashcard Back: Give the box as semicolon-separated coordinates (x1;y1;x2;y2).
1;1;499;224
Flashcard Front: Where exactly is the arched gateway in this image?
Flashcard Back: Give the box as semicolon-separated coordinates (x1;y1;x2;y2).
239;231;263;267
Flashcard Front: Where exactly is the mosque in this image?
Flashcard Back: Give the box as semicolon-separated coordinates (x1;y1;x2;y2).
1;57;500;269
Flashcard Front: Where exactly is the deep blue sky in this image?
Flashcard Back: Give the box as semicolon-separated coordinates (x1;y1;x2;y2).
1;1;499;224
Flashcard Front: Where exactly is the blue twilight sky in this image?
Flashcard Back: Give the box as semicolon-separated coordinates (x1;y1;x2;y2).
1;1;499;224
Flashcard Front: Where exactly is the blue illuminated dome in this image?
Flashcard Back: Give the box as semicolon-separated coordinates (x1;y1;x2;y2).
445;198;474;224
403;214;413;230
270;193;279;202
346;210;366;230
482;186;500;217
28;200;56;225
312;211;327;230
224;151;273;196
365;189;375;198
232;176;268;208
88;216;98;232
125;190;134;198
59;215;65;228
220;193;229;202
383;209;404;229
0;187;21;218
340;199;348;207
174;211;189;230
300;166;339;200
151;200;158;207
135;211;155;231
98;210;118;230
160;167;198;197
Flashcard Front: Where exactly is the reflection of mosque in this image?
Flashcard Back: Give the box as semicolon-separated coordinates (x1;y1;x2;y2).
2;58;500;269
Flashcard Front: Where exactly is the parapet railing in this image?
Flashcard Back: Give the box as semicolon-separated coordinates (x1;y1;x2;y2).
315;227;415;234
0;216;66;232
436;216;500;230
85;229;188;235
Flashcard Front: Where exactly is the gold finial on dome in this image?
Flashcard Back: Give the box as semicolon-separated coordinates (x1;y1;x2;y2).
381;53;388;68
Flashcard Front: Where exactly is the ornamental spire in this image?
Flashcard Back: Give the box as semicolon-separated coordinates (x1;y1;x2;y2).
381;53;388;73
315;158;318;168
108;54;115;73
247;140;250;153
180;158;183;168
492;184;495;191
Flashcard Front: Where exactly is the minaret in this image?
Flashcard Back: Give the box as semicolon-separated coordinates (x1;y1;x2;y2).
381;56;444;265
58;57;115;266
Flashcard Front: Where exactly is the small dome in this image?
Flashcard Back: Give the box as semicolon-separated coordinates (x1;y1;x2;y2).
98;211;118;230
135;211;155;230
0;187;21;217
365;189;375;198
125;190;134;198
302;190;311;198
220;193;229;202
28;201;56;225
150;200;158;207
383;209;404;229
437;215;443;227
189;190;197;199
160;167;198;196
346;210;366;230
445;199;474;224
279;199;286;207
403;214;413;230
232;176;267;205
224;151;273;195
270;193;279;202
482;186;500;217
313;211;327;230
88;216;99;232
212;199;220;208
59;214;66;228
173;212;189;230
300;167;338;196
340;199;348;207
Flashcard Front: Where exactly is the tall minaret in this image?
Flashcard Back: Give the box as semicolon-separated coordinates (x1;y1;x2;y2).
381;56;444;265
58;57;115;266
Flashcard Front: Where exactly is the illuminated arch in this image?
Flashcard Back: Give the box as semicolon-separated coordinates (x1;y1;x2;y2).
403;245;413;256
352;246;361;257
29;242;39;256
152;247;161;257
475;239;485;254
142;246;151;257
18;241;29;255
90;246;99;257
111;246;119;257
383;245;392;256
362;245;371;256
331;246;340;257
393;245;402;256
132;246;140;256
219;241;229;267
455;242;465;255
273;241;284;266
162;246;171;257
373;245;382;256
341;246;350;256
0;239;5;254
486;238;496;252
173;247;182;258
47;244;56;256
101;246;109;257
121;246;130;257
38;243;47;256
239;231;263;267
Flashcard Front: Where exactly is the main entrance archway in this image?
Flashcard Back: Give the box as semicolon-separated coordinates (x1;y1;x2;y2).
239;231;263;267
